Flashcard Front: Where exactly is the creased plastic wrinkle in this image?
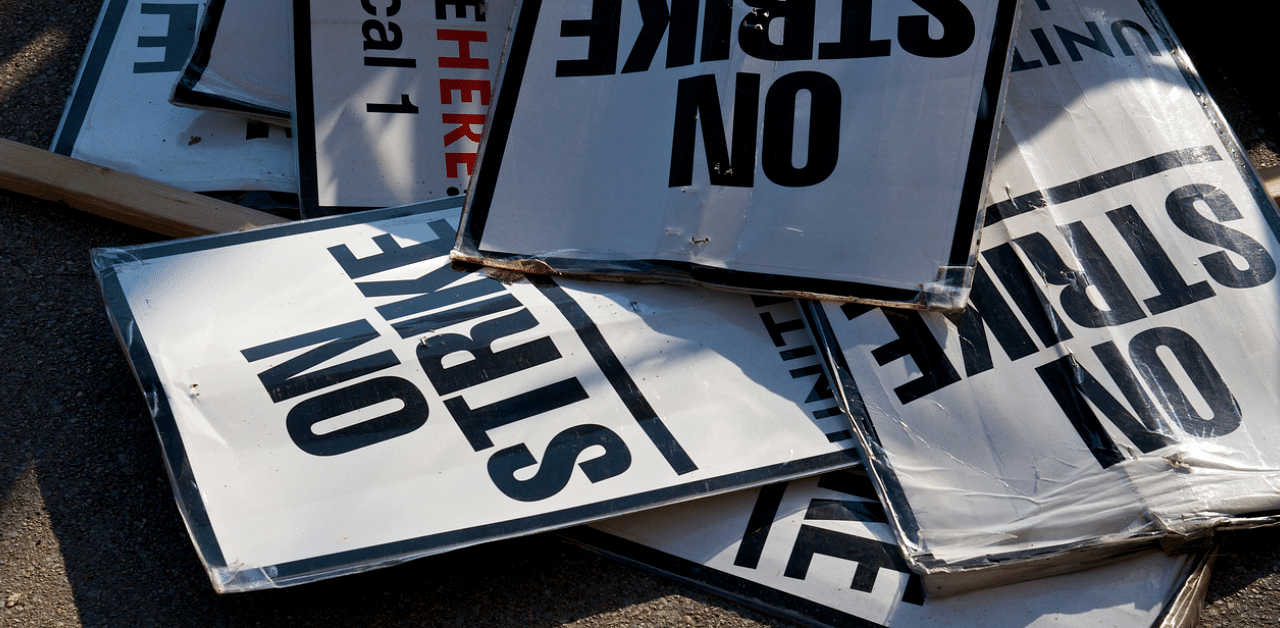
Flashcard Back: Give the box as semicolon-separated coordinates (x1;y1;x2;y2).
913;448;1280;564
890;412;1033;498
918;265;974;311
92;247;144;273
211;564;277;593
144;387;160;417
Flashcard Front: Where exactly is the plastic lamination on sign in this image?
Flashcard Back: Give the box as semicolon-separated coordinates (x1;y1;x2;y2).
92;198;859;592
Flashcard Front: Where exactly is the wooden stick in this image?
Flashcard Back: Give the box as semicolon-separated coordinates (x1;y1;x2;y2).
0;137;290;238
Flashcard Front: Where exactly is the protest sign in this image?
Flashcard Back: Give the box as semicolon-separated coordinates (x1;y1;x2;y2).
809;0;1280;595
93;198;858;592
454;0;1019;307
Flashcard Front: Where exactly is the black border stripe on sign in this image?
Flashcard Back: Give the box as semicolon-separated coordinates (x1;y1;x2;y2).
96;264;228;569
949;0;1020;264
560;525;889;628
265;450;859;586
171;0;291;122
171;0;223;104
983;145;1223;226
290;0;404;217
292;0;323;216
799;300;922;549
454;0;542;250
51;0;130;155
528;275;698;476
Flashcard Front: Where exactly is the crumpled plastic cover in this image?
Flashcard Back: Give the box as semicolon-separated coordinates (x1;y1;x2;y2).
807;0;1280;596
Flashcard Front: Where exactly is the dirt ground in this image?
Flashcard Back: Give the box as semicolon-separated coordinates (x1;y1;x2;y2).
3;1;1280;627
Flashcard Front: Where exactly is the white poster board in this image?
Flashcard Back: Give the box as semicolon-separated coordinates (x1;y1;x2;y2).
51;0;296;196
93;198;858;592
453;0;1019;308
293;0;515;216
810;0;1280;595
171;0;293;126
569;470;1211;628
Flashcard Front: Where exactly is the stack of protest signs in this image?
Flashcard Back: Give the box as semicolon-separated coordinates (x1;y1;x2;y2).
42;0;1280;625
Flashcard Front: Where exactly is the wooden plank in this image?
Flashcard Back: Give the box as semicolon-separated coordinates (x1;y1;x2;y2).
0;137;289;238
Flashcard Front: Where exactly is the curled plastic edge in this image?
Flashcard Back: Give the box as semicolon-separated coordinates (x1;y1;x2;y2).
207;553;429;593
1156;545;1217;628
90;247;145;375
90;247;143;274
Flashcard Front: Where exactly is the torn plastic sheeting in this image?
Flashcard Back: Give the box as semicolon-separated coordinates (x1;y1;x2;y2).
806;0;1280;597
170;0;292;126
91;197;860;593
565;469;1215;628
452;0;1020;309
293;0;515;217
50;0;296;196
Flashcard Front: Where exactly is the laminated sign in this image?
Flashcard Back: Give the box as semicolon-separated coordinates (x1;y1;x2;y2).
453;0;1019;307
293;0;515;216
51;0;296;196
171;0;293;126
567;470;1211;628
92;198;858;592
809;0;1280;595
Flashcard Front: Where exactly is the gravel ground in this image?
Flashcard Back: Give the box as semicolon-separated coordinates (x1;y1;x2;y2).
3;1;1280;627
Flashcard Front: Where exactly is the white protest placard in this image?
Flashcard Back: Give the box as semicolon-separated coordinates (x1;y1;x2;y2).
294;0;515;216
170;0;293;126
52;0;296;196
809;0;1280;595
452;0;1019;308
93;198;858;592
569;470;1210;628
